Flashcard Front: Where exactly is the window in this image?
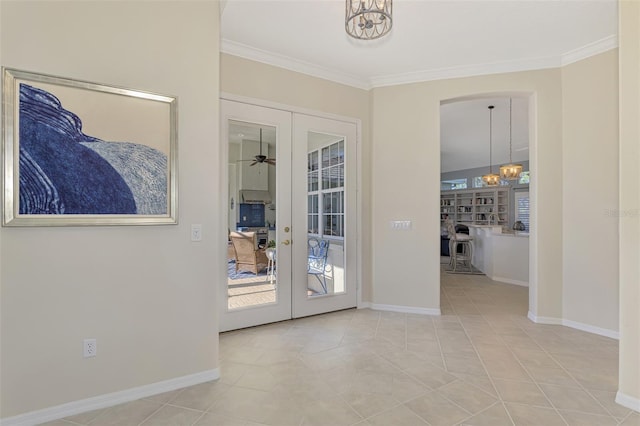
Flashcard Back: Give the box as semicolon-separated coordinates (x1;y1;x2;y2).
308;140;344;238
441;179;467;190
518;171;530;185
472;176;484;188
514;191;530;232
472;176;510;188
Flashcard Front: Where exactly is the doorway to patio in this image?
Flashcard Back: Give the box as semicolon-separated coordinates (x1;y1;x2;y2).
221;98;359;332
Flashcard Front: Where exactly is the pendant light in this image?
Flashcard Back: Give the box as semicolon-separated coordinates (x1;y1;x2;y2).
499;98;524;180
345;0;392;40
482;105;501;186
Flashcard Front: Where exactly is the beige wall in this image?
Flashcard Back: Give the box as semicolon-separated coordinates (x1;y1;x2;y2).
371;70;564;315
618;0;640;408
562;50;619;334
0;1;221;418
220;54;373;301
222;52;619;332
2;1;635;418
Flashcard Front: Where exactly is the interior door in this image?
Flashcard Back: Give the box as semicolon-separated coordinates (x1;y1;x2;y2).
292;114;358;318
220;100;292;332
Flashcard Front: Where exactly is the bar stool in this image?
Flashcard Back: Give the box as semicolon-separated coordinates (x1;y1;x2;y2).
446;221;474;272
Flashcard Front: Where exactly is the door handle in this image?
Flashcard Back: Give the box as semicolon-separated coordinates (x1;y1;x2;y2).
281;239;291;246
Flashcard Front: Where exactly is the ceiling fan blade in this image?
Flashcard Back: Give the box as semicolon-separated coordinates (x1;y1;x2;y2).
265;159;276;165
249;161;258;166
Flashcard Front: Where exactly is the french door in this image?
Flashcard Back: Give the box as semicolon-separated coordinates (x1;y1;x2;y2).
220;99;357;332
291;114;358;318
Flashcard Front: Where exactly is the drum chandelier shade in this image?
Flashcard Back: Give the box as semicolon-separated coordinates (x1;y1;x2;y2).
500;98;524;180
345;0;393;40
482;105;501;187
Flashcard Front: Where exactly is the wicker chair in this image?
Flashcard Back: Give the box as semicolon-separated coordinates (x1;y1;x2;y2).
229;231;269;275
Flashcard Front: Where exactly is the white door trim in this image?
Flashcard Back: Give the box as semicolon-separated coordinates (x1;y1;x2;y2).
220;93;364;311
220;100;293;332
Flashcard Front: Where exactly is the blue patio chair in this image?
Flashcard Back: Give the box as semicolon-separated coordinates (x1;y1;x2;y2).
308;238;330;294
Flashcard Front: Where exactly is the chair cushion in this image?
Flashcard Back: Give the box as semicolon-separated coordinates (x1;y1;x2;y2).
453;233;473;241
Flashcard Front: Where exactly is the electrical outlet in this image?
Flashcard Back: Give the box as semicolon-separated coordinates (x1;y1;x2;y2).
83;338;97;358
191;224;202;242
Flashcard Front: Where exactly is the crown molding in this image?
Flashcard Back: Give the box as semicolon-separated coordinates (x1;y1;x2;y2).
370;56;562;88
561;34;618;66
372;35;618;87
221;39;371;90
222;36;618;90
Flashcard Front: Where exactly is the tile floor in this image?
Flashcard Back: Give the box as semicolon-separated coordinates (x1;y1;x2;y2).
228;276;276;310
44;269;639;426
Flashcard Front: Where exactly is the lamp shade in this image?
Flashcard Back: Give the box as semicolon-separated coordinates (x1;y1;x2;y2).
482;173;501;186
500;163;523;180
345;0;392;40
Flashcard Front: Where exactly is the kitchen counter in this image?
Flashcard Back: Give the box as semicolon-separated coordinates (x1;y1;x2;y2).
468;225;529;286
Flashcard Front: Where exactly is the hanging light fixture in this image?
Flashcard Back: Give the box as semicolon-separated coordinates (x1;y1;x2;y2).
482;105;501;187
345;0;392;40
500;98;524;180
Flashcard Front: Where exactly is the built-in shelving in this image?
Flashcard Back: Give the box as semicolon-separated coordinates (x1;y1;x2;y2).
440;187;510;226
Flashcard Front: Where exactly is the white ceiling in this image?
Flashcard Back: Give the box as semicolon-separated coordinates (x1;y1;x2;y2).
440;96;529;173
220;0;618;172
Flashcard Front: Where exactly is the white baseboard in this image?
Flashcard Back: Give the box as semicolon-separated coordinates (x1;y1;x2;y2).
616;391;640;413
562;319;620;340
1;369;220;426
371;303;441;316
491;276;528;287
528;311;619;340
527;311;563;325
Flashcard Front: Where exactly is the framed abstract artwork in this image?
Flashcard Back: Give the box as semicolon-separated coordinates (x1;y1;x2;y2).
2;68;177;226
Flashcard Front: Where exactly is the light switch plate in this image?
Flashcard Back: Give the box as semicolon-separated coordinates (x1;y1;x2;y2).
390;220;412;230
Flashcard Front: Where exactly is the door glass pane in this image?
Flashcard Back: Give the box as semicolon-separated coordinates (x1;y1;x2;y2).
227;120;277;310
306;131;346;297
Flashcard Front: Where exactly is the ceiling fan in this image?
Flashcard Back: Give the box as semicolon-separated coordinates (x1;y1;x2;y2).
240;128;275;166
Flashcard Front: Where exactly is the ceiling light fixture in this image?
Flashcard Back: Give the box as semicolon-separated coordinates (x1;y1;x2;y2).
345;0;392;40
500;98;524;180
482;105;501;187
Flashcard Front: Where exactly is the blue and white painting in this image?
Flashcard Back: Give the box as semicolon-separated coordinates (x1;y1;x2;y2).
18;83;168;215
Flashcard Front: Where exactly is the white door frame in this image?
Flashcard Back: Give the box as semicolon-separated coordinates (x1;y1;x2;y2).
291;113;358;317
220;99;293;332
219;93;364;329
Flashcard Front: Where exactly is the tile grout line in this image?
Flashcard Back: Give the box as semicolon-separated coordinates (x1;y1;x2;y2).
467;292;571;426
455;400;506;426
485;310;617;424
434;285;452;372
430;279;503;422
136;402;167;426
373;307;474;423
618;410;637;425
517;324;622;420
190;411;207;426
445;275;520;425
